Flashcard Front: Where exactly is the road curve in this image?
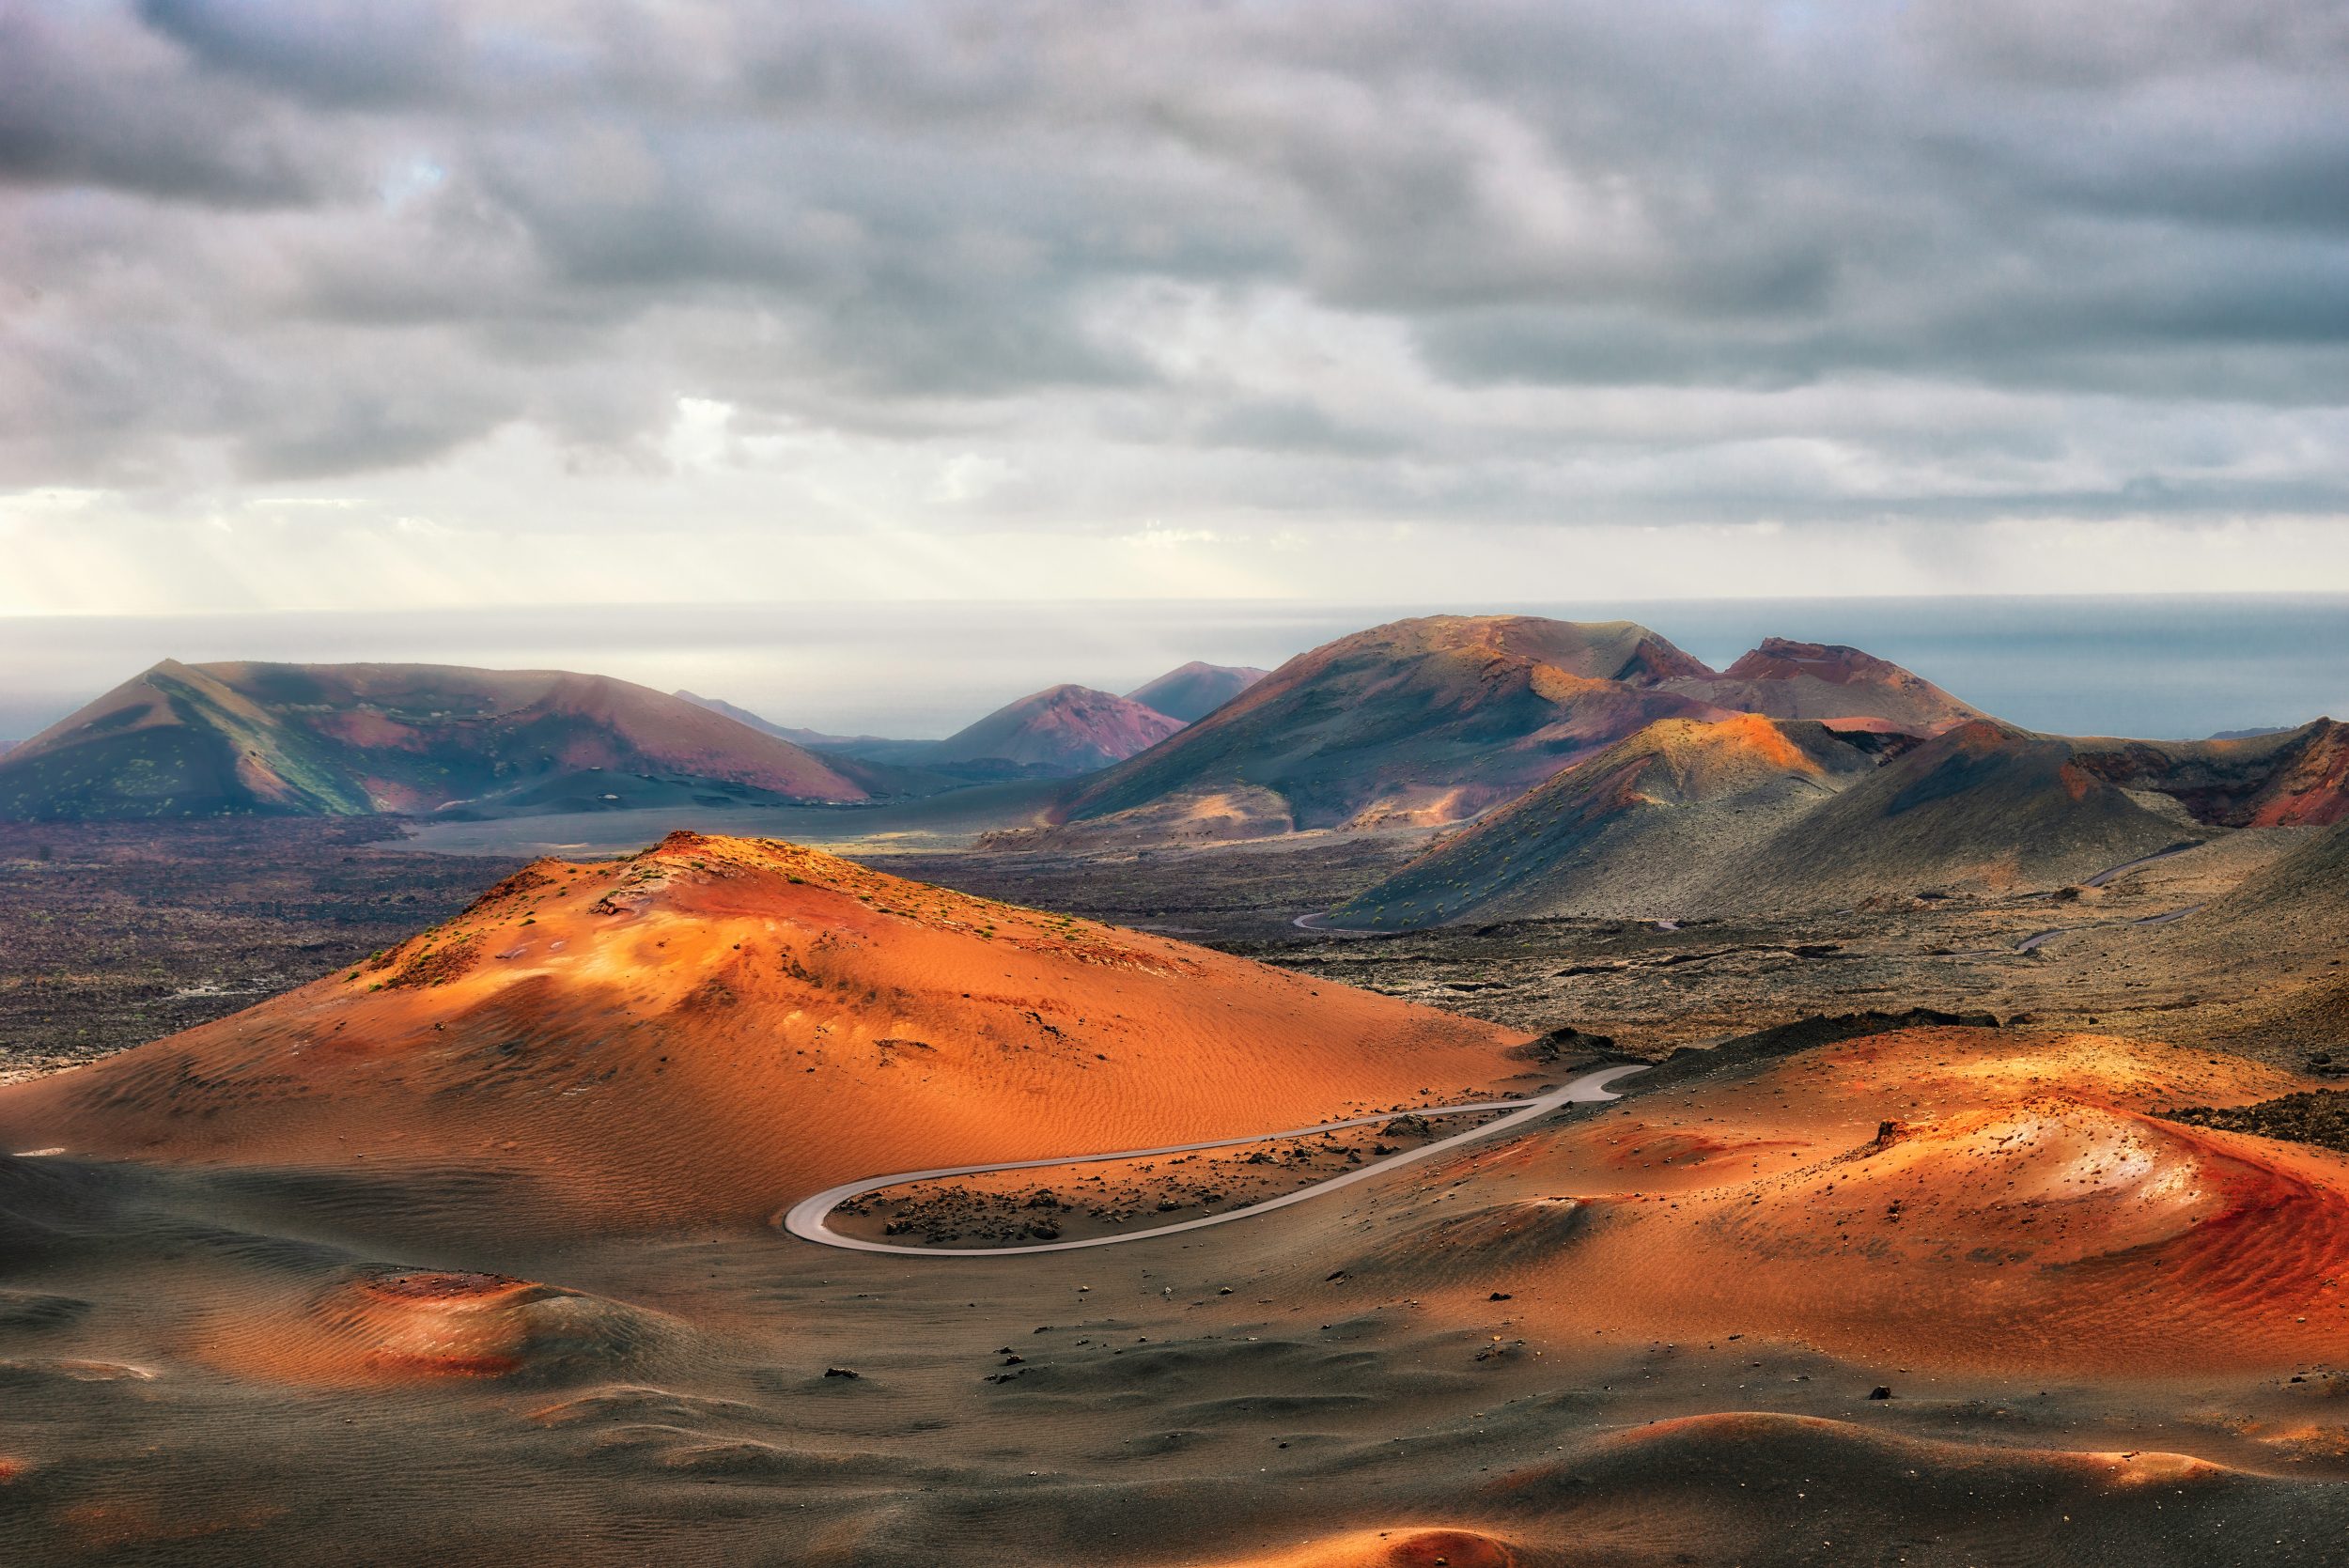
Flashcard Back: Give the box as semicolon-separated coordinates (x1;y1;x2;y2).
778;1062;1648;1257
2082;840;2201;889
1291;910;1380;939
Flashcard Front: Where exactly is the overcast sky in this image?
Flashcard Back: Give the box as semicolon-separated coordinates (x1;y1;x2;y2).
5;0;2347;613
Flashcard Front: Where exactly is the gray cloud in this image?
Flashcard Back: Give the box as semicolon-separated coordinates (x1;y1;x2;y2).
135;0;467;108
1;0;2345;551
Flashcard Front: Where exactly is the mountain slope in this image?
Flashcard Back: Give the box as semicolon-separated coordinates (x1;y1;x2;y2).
1066;616;1727;832
670;690;881;751
1719;719;2186;911
927;685;1184;777
2071;718;2349;828
0;661;876;821
1125;661;1270;723
2199;813;2349;934
1665;638;1983;735
0;832;1522;1229
1328;714;1884;927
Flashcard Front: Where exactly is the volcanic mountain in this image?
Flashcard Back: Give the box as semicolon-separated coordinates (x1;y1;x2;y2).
0;832;1520;1229
1723;719;2186;910
0;662;902;821
1663;638;1983;735
1327;714;1886;927
923;684;1185;778
1056;617;1997;841
1064;616;1728;834
1125;661;1270;723
670;689;888;752
2071;717;2349;828
673;689;798;740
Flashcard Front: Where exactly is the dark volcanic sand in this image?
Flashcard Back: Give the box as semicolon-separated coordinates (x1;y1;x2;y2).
0;820;524;1082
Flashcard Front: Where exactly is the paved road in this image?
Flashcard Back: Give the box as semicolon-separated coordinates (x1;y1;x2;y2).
2082;841;2201;888
1291;910;1380;939
2016;845;2211;952
778;1062;1648;1258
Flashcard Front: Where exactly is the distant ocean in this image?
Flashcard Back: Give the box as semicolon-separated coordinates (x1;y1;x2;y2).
2;596;2343;746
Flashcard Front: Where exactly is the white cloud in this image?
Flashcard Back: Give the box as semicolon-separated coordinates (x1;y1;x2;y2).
926;451;1024;505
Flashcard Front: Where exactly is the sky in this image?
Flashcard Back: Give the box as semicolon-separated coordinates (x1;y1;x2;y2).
4;0;2348;614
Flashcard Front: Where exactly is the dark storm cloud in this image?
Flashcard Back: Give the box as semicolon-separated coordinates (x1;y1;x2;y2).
0;4;343;203
1;0;2344;523
135;0;466;108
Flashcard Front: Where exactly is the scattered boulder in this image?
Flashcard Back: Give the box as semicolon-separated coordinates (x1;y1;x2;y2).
1514;1024;1618;1063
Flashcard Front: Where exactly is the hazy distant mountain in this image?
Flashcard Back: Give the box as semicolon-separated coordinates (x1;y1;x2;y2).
0;661;888;821
680;682;1198;782
927;685;1184;778
672;690;897;752
1125;661;1269;723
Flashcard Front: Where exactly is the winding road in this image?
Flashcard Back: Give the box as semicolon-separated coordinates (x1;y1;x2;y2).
779;1061;1648;1257
1291;910;1380;939
2082;841;2202;889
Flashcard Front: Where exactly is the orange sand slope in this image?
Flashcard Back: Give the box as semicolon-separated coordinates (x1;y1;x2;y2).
0;834;1524;1227
1195;1529;1516;1568
1352;1028;2349;1375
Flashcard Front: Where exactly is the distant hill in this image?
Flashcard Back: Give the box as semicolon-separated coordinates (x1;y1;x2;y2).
1065;616;1727;833
1328;715;1886;927
681;681;1202;783
0;661;891;821
927;685;1184;778
1663;638;1982;735
1723;719;2186;912
673;689;798;739
1125;661;1269;722
1057;616;1998;840
670;690;880;751
1328;711;2185;928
